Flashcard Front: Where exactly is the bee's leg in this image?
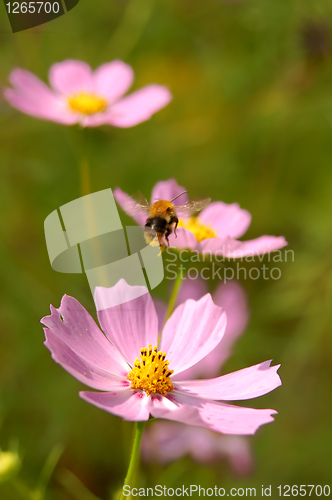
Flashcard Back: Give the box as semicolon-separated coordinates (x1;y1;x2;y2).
157;234;165;252
165;226;173;247
174;219;178;238
170;216;179;238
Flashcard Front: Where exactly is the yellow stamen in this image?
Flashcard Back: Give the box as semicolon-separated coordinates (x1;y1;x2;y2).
67;92;107;115
178;216;217;243
127;344;174;396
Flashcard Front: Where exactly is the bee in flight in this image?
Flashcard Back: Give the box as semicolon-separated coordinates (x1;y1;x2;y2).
134;191;211;249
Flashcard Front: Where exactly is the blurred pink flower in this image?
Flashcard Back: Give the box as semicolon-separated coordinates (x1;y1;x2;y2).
114;179;287;257
41;279;281;435
141;422;253;475
4;60;171;127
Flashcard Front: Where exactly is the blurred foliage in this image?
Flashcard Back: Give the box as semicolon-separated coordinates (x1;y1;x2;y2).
0;0;332;498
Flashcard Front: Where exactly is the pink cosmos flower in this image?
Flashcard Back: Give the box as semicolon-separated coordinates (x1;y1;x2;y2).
41;279;281;435
113;179;287;257
143;279;253;471
4;60;172;128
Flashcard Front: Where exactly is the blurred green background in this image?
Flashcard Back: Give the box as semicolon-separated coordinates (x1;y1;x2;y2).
1;0;332;498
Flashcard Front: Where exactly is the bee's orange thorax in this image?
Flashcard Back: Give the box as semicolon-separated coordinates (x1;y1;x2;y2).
150;200;174;216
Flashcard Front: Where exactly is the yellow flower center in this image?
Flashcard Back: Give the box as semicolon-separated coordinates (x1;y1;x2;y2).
67;92;107;115
178;216;217;243
127;344;174;396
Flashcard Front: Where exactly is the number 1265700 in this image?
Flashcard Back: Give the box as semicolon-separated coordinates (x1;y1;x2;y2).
5;2;60;14
277;485;330;496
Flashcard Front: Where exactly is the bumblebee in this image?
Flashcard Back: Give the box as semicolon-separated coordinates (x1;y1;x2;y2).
135;191;211;249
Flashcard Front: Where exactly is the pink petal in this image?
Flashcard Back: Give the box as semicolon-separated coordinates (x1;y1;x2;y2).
107;84;172;128
94;60;134;102
8;68;57;101
41;295;129;377
169;278;211;381
199;202;251;239
174;361;281;400
197;280;250;371
224;235;288;258
94;280;149;311
172;280;249;380
79;111;113;128
168;227;198;250
150;392;277;435
80;390;150;421
49;59;93;95
167;278;209;381
151;179;188;205
96;280;159;366
197;236;237;255
196;400;277;435
159;294;227;376
197;235;287;257
44;329;130;391
113;187;146;226
152;280;213;380
4;69;77;124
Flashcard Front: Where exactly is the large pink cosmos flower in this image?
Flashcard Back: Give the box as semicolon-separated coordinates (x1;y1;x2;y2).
114;179;287;257
4;60;171;128
41;280;281;435
143;279;253;471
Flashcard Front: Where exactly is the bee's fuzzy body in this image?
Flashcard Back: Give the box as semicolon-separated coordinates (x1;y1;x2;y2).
144;201;178;247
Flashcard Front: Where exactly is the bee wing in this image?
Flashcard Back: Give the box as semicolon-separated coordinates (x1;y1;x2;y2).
129;193;151;214
175;197;211;217
114;190;151;226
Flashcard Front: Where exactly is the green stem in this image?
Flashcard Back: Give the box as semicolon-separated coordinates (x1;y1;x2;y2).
165;267;185;321
79;127;92;197
79;158;92;197
118;421;145;500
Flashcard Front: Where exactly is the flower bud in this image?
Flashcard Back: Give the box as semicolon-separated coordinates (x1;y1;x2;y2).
0;450;20;483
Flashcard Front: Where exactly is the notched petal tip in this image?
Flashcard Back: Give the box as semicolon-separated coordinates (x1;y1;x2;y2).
261;360;282;386
40;303;58;326
41;294;75;326
42;327;51;343
260;360;281;370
